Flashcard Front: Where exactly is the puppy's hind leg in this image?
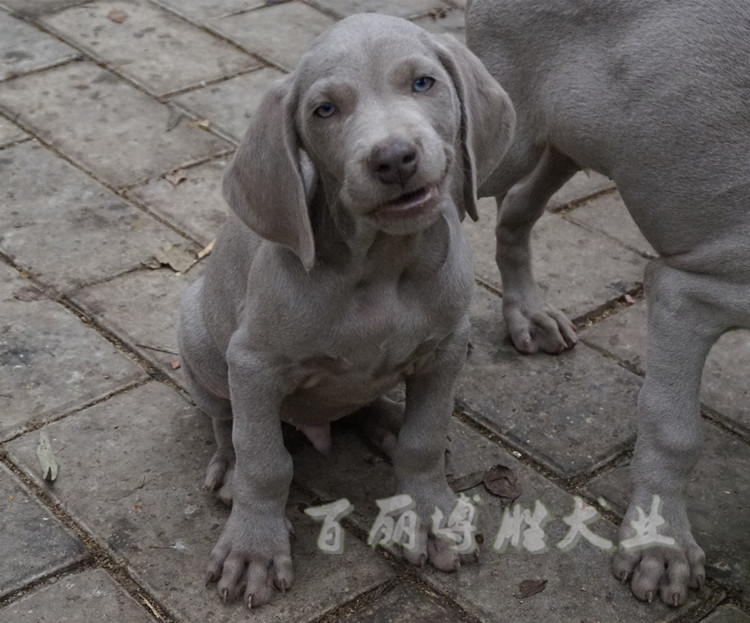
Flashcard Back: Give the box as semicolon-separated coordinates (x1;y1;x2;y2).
496;146;579;353
178;279;235;503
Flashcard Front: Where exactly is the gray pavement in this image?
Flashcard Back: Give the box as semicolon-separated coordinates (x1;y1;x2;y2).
0;1;747;622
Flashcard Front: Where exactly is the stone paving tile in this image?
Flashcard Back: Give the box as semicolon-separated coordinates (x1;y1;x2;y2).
127;158;228;246
412;7;465;41
466;198;647;319
0;463;88;597
0;262;146;441
565;190;657;258
0;0;87;17
342;582;464;622
702;605;750;623
0;141;188;291
41;0;260;98
0;115;27;147
456;286;641;478
153;0;264;22
0;568;157;623
291;417;699;622
210;2;335;71
5;382;395;623
0;10;78;80
308;0;451;19
585;421;750;602
0;62;233;189
72;266;205;385
547;170;617;210
171;67;286;142
581;301;750;438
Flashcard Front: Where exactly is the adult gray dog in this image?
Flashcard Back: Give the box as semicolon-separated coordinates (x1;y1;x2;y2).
467;0;750;607
178;13;514;608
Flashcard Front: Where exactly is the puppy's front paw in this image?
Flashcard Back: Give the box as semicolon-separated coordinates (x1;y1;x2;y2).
612;496;705;606
375;490;478;572
206;507;294;608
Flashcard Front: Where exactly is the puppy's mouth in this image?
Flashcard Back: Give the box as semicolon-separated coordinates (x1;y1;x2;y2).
372;186;437;218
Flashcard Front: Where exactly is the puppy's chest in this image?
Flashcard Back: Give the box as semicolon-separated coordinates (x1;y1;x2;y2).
293;284;453;393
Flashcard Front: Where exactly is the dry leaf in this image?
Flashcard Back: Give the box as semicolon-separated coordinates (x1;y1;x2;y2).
107;8;128;23
483;464;522;506
429;7;448;19
623;293;636;305
170;359;181;370
188;119;211;130
448;471;485;493
153;243;196;273
515;578;547;599
36;431;58;482
165;169;187;186
197;238;215;260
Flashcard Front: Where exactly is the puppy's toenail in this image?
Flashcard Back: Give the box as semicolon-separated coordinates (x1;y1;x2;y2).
646;591;654;603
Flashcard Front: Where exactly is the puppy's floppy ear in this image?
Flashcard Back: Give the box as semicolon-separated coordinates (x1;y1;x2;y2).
435;35;516;221
222;76;315;271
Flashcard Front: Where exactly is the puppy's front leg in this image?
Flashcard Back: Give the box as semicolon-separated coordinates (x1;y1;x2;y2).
206;336;294;609
391;321;471;571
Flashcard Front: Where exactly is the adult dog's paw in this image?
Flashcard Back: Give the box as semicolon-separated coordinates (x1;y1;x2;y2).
206;508;294;608
612;497;705;606
504;299;578;354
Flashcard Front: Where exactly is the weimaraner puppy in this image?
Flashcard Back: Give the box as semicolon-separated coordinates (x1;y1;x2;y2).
467;0;750;607
178;13;514;608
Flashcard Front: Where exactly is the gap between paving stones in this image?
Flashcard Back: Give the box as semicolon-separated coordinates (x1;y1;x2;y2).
0;455;178;623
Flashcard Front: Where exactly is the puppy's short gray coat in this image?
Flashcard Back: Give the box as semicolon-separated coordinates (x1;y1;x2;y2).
178;14;514;608
467;0;750;607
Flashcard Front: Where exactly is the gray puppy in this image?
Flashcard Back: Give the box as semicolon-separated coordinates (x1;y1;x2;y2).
178;13;514;608
467;0;750;607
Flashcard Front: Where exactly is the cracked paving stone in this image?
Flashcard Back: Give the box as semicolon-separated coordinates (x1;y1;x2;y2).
466;198;647;319
127;158;228;246
344;582;463;622
0;62;232;189
0;463;88;597
309;0;451;19
455;286;642;478
0;11;78;80
5;382;394;623
0;141;188;292
41;0;260;97
0;263;146;441
701;605;750;623
564;190;656;258
210;2;335;71
152;0;264;22
0;115;27;148
0;568;157;623
581;301;750;438
172;67;286;142
73;266;205;385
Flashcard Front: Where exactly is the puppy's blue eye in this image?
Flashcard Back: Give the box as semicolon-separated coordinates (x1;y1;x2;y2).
314;102;336;118
413;76;435;93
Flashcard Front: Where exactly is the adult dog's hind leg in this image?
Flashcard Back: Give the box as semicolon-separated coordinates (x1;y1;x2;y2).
613;259;725;606
496;146;579;353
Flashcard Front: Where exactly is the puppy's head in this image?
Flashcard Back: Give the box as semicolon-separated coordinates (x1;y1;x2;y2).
223;14;515;270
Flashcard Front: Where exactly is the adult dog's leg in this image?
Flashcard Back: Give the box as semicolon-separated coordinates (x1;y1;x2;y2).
613;259;724;605
496;146;579;353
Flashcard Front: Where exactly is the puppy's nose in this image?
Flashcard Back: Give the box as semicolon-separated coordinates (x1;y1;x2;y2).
368;139;418;186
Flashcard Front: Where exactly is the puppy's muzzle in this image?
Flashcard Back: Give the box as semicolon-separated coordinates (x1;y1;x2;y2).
367;138;418;187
